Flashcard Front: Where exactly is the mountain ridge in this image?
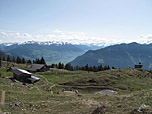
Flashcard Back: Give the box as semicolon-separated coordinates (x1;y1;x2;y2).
0;41;102;64
70;42;152;70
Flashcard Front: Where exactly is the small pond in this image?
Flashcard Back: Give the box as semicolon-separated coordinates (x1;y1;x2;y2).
95;90;117;95
64;91;76;94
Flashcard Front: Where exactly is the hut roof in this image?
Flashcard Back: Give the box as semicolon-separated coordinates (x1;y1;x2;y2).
28;76;40;82
27;64;45;72
7;67;19;72
12;69;32;75
135;62;143;69
11;67;19;70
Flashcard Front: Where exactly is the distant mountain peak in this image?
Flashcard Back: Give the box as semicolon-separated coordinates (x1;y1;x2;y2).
70;42;152;70
128;42;139;45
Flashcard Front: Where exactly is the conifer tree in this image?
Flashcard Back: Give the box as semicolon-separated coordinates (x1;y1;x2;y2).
61;63;64;69
7;55;10;62
51;64;55;68
112;66;115;69
33;60;35;64
85;64;89;71
107;65;110;70
6;55;11;67
89;66;93;71
0;57;1;67
16;56;21;63
103;65;110;70
65;63;73;71
55;64;58;68
40;57;46;64
2;56;5;61
84;64;89;72
58;62;63;69
21;58;26;64
98;64;103;71
92;66;98;72
27;59;32;64
12;56;16;63
74;65;80;71
36;59;40;64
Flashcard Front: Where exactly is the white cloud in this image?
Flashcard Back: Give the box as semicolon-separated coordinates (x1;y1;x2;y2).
0;32;35;43
15;32;20;36
53;29;64;34
23;33;33;39
1;32;6;36
0;30;134;45
1;30;152;46
139;34;152;39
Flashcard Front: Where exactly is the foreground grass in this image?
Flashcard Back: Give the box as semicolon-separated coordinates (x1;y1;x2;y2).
0;68;152;113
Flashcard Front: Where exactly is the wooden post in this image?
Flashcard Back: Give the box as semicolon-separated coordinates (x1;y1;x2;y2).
1;90;5;105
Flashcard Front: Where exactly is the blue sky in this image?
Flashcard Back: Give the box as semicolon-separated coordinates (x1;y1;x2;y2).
1;0;152;44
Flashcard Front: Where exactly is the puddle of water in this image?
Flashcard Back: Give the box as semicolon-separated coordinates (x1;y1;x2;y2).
64;91;76;94
95;90;117;95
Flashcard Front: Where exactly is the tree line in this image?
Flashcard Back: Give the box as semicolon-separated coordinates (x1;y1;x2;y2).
0;55;46;67
49;62;115;72
0;55;114;72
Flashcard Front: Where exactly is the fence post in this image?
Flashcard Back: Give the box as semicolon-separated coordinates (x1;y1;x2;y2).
1;90;5;105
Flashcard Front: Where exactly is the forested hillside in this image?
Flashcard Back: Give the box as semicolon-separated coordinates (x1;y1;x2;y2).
70;42;152;70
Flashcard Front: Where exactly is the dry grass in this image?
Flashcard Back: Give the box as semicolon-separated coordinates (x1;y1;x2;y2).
0;68;152;113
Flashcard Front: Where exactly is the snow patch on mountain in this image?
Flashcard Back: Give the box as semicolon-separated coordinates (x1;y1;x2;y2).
1;39;152;47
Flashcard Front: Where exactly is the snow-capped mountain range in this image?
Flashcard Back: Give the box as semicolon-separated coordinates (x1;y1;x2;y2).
1;40;152;66
1;37;152;47
0;40;110;47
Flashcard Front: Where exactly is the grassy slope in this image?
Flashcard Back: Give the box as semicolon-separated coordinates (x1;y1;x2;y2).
0;67;152;113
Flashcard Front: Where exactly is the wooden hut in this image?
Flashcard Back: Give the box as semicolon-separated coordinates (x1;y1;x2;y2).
11;68;40;83
27;64;49;73
135;62;143;69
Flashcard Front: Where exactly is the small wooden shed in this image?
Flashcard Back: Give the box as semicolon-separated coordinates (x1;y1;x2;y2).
135;62;143;69
12;69;32;82
27;64;49;73
11;68;40;83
